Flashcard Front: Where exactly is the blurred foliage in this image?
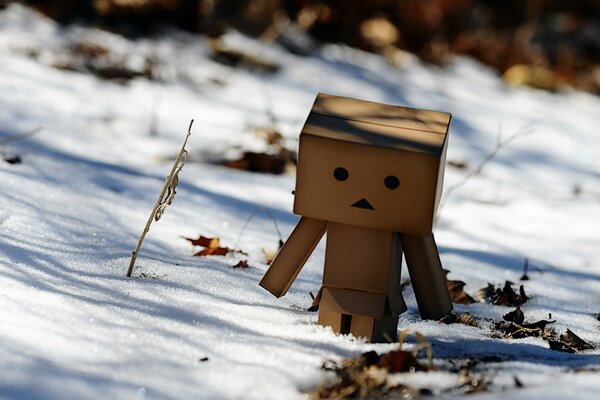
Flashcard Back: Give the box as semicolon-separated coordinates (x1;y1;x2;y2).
12;0;600;93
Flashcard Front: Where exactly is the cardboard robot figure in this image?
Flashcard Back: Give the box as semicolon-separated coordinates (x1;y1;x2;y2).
260;93;453;342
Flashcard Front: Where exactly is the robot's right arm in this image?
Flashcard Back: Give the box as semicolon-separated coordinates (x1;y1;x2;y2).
259;217;327;297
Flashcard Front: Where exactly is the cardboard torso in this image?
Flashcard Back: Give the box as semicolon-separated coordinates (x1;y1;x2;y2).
320;222;406;317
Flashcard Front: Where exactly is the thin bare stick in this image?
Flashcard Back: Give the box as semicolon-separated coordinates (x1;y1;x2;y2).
127;120;194;277
0;127;42;145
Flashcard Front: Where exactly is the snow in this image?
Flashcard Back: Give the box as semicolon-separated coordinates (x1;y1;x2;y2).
1;4;599;399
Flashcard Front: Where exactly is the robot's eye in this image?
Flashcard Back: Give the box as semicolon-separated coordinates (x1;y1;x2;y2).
384;175;400;189
333;167;349;181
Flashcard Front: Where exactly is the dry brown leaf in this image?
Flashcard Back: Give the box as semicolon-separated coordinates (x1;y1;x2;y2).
548;329;595;353
194;247;230;257
503;306;525;324
439;311;478;327
476;281;528;306
185;235;231;257
185;235;220;248
445;270;476;304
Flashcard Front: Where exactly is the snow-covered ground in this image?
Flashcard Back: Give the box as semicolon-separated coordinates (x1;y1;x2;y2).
1;4;599;399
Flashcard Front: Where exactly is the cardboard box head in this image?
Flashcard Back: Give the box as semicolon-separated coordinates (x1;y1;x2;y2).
293;93;451;235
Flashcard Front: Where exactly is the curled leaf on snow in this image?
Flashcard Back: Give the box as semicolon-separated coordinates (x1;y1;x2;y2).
444;270;476;304
548;329;595;353
503;306;525;324
476;281;528;306
439;311;479;327
184;235;247;257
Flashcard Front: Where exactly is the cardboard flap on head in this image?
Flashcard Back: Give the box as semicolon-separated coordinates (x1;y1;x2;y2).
320;287;386;318
304;93;451;156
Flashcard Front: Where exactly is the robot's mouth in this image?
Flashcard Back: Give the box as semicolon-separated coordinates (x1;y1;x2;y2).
351;198;375;210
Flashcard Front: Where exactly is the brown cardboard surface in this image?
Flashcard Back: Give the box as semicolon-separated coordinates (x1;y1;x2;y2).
311;93;451;135
401;234;452;319
259;216;326;297
318;311;344;333
320;287;386;318
294;135;440;235
350;315;375;340
322;222;407;316
323;222;394;292
304;112;445;155
434;134;450;215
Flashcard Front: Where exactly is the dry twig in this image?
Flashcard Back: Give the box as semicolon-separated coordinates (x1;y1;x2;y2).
126;120;193;277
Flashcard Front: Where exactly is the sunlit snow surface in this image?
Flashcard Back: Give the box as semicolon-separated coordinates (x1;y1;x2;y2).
0;4;599;399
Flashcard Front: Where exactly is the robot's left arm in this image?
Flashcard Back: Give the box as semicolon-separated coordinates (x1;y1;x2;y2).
400;234;453;319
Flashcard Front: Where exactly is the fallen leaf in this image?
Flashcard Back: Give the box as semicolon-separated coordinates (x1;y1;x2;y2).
232;260;249;269
503;306;525;324
444;270;476;304
194;247;230;257
476;281;528;307
475;283;495;303
439;311;478;327
185;235;220;248
548;329;595;353
185;235;231;257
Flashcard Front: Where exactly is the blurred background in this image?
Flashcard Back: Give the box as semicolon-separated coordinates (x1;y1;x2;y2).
6;0;600;94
